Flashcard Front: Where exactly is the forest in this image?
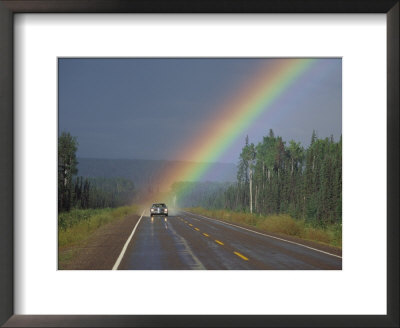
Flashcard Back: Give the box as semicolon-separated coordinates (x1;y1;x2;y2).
175;129;342;227
59;129;342;229
58;132;136;212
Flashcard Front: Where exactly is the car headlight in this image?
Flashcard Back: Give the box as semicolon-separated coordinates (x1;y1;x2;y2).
151;209;154;212
164;209;168;212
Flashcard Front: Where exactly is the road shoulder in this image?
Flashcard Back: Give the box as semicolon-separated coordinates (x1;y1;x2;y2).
183;211;342;257
59;213;141;270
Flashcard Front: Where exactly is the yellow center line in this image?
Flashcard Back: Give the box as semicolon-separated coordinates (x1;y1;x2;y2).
195;228;200;231
215;240;224;246
189;224;193;227
234;251;249;261
203;233;209;237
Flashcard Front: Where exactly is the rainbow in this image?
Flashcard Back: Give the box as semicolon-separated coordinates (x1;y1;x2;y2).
144;59;316;206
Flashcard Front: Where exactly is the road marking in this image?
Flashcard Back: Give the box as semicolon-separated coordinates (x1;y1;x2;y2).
167;222;205;270
195;227;200;231
203;233;209;237
215;240;224;246
189;223;193;227
182;211;342;259
112;209;145;270
234;251;249;261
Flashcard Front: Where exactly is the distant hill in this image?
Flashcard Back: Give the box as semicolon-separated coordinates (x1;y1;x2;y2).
77;158;237;187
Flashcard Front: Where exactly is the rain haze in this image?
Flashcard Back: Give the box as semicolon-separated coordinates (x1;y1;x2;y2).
59;58;342;165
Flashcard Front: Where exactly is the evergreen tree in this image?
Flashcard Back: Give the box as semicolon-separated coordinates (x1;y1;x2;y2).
58;132;78;212
179;130;342;228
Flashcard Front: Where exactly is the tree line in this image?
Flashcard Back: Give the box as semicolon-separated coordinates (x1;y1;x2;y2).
176;130;342;227
171;181;230;209
58;132;135;212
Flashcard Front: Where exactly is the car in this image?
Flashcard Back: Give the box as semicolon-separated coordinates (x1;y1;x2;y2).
150;203;168;217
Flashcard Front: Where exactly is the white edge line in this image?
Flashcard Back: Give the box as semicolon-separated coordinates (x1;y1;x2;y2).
112;209;145;270
181;210;342;259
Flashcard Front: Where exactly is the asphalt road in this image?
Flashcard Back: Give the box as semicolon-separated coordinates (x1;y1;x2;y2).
118;211;342;270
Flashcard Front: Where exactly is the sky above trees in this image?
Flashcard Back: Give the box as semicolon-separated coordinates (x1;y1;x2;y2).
59;58;341;164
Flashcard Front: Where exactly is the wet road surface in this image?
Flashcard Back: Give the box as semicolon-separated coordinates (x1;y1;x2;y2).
118;211;342;270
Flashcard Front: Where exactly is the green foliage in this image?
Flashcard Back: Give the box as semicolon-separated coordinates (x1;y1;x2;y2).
58;205;138;248
187;207;342;248
174;130;342;230
171;181;231;208
58;132;79;212
58;132;136;212
72;176;136;209
228;130;342;225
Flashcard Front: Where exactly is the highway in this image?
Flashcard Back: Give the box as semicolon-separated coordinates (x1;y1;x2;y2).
117;210;341;270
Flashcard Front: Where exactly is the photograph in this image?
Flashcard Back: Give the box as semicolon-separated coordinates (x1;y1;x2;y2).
1;0;397;324
58;58;342;270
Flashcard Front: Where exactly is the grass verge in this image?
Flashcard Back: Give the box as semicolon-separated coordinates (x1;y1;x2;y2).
58;205;139;249
185;207;342;249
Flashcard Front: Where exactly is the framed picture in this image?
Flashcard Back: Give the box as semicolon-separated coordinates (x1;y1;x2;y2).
0;0;398;327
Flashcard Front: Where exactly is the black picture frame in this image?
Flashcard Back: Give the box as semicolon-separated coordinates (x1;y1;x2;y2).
0;1;398;327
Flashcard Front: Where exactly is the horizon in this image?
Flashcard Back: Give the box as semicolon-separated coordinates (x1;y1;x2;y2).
72;128;342;166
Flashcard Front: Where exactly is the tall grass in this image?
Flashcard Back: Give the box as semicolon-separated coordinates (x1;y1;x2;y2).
187;207;342;248
58;205;138;248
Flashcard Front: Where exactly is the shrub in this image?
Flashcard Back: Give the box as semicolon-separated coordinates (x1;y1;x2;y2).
58;205;138;248
186;207;341;249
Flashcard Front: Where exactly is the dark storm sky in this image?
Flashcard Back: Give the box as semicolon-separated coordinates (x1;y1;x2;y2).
58;58;341;164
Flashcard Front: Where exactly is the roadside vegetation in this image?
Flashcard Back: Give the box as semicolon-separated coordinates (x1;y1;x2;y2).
58;132;139;268
186;207;342;248
58;205;139;269
174;129;342;249
175;130;342;227
58;205;139;248
58;132;136;213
